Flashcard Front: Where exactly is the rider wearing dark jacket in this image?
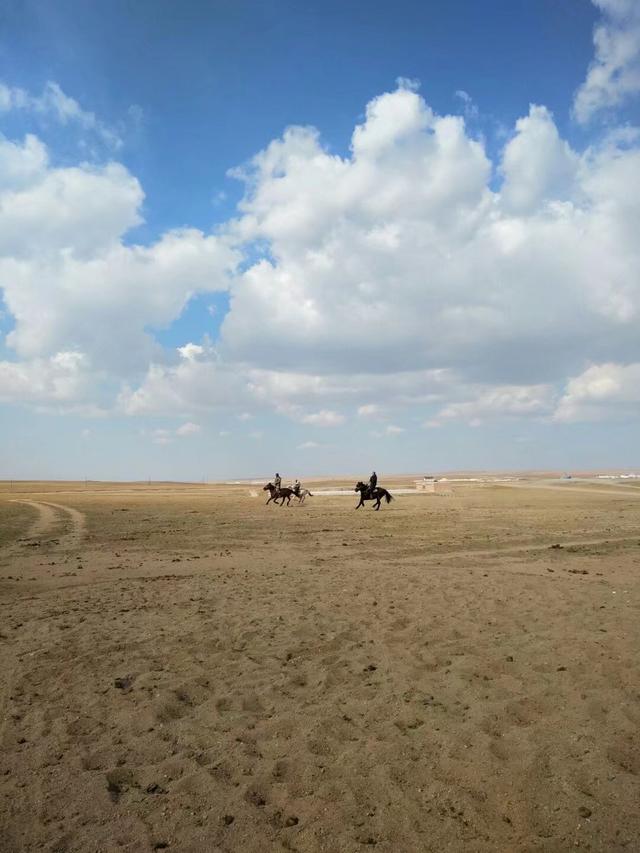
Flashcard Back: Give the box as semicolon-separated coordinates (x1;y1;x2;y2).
369;471;378;494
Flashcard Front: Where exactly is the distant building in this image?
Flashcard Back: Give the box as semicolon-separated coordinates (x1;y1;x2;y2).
415;477;436;492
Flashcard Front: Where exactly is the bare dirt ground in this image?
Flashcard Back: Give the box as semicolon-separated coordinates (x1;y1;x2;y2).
1;478;639;853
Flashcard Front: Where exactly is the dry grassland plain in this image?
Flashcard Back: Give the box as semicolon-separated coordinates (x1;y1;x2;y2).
1;478;640;853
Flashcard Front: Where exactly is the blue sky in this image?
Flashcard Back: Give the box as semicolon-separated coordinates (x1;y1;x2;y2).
1;0;639;479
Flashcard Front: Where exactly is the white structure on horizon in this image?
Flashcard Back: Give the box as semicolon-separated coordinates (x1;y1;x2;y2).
415;477;436;492
597;473;640;480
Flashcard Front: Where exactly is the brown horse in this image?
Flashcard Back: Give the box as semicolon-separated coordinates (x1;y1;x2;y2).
355;481;394;510
263;482;294;506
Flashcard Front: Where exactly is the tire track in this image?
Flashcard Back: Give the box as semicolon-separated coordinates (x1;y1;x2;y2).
14;500;58;541
38;501;85;548
7;499;85;551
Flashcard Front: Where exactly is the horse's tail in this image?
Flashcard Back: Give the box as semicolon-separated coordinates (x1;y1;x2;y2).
384;490;393;503
308;490;313;497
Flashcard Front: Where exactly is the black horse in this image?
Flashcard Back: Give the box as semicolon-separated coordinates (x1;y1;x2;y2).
355;481;394;510
263;482;294;506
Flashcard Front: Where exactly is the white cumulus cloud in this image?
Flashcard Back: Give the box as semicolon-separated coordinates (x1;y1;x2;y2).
300;410;345;427
176;421;201;436
0;133;238;380
431;384;556;426
554;362;640;421
0;351;91;404
215;82;640;422
500;105;579;213
573;0;640;123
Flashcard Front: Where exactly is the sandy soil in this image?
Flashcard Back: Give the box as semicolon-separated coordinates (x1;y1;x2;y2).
1;478;639;853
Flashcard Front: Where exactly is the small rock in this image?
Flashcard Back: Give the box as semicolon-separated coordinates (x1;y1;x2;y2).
247;791;266;807
285;816;299;827
506;656;514;662
550;543;563;550
223;814;235;826
364;664;377;672
557;665;567;672
578;806;592;819
114;676;133;690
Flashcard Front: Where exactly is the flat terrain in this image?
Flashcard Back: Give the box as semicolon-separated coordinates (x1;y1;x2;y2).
1;479;639;853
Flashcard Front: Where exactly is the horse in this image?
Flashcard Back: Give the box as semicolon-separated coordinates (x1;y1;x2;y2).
293;487;313;504
263;482;294;506
355;481;394;511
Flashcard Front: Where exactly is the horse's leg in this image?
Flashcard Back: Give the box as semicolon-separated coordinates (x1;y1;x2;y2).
374;498;381;510
356;498;363;509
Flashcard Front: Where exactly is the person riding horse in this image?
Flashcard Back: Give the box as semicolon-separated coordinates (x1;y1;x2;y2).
274;473;282;492
292;478;301;497
354;480;393;510
368;471;377;497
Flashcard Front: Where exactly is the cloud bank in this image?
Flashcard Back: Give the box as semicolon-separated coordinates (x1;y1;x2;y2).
1;1;640;436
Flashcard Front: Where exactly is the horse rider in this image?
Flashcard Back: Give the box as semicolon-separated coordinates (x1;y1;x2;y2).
274;472;282;493
369;470;378;496
293;478;301;497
